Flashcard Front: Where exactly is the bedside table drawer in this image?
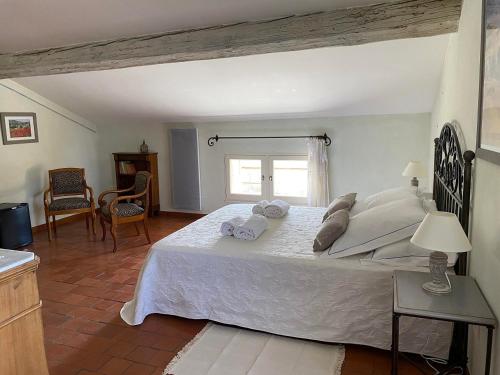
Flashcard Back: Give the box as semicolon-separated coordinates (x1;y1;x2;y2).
0;265;40;324
0;258;48;375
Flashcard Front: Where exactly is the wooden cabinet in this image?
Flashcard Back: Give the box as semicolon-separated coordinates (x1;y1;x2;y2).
113;152;160;216
0;258;49;375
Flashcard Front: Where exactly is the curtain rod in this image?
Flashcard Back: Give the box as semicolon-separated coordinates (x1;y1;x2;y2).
207;133;332;147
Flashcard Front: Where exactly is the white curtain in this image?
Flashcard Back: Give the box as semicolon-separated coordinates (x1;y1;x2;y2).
307;138;330;207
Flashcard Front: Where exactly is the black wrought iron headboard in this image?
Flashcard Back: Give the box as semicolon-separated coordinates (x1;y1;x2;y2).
433;123;475;276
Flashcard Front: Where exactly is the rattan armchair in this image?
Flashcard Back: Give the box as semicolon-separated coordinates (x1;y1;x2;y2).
43;168;96;241
98;171;152;252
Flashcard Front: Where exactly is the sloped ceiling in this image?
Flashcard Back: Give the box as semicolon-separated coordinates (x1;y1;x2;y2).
0;0;385;53
3;0;449;124
15;35;449;125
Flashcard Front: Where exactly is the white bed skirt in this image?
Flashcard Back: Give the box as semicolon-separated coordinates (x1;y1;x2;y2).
121;204;452;358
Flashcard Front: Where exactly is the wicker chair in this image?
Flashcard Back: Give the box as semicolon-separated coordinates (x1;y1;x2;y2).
43;168;96;241
98;171;152;252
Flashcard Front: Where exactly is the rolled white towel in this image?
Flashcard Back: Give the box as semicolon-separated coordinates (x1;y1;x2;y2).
220;216;245;236
263;199;290;218
234;214;269;240
252;200;269;215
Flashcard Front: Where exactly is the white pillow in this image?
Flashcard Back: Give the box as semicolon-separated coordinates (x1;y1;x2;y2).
349;200;367;217
364;238;458;267
364;187;417;209
327;197;425;259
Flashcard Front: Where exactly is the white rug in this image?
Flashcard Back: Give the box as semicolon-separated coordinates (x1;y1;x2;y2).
164;323;345;375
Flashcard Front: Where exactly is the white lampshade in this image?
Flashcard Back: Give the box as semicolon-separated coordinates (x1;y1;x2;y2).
411;212;472;253
402;161;426;177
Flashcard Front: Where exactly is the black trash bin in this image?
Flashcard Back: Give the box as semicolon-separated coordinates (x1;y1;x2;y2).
0;203;33;249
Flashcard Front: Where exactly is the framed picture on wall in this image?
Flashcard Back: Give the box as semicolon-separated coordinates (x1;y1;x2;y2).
0;112;39;145
477;0;500;164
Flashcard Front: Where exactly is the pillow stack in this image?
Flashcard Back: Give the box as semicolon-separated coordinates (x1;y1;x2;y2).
362;196;454;266
313;187;456;267
363;186;417;210
327;196;425;258
313;209;350;252
313;192;357;252
322;193;357;222
364;238;458;267
315;186;457;267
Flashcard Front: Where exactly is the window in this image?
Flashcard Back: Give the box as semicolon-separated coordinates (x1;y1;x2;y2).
271;158;308;201
228;158;262;197
225;155;308;204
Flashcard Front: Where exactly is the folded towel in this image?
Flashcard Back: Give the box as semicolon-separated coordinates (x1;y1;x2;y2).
234;214;269;240
220;216;245;236
252;200;269;215
263;199;290;218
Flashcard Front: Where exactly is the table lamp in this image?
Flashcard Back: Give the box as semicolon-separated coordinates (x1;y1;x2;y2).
410;211;472;294
402;161;426;189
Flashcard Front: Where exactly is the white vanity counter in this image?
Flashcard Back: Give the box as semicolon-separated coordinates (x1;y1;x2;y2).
0;248;35;273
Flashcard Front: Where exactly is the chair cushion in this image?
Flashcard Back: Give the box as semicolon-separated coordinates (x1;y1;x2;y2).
51;170;85;195
134;171;150;208
49;197;91;211
101;203;144;218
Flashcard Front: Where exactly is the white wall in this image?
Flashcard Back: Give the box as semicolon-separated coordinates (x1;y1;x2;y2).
430;0;500;373
0;79;171;230
0;80;99;226
97;122;170;208
166;113;431;213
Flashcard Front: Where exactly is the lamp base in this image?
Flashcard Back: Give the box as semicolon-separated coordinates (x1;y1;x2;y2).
422;251;452;295
422;280;451;294
410;177;419;188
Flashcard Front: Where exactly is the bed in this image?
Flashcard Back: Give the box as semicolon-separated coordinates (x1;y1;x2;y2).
121;123;475;359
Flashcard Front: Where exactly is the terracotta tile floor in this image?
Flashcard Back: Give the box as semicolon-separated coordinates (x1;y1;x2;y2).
25;214;433;375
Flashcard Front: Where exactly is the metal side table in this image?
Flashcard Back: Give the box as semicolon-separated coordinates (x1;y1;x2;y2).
392;270;496;375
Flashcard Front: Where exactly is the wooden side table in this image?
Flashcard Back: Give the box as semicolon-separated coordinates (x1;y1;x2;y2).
392;270;496;375
0;257;49;375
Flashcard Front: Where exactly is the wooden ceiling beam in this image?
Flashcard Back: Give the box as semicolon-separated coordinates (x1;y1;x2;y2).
0;0;461;79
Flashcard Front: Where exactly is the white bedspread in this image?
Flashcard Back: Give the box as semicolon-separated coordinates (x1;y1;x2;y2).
121;204;452;358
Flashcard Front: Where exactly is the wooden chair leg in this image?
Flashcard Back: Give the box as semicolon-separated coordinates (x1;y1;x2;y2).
91;211;97;236
85;214;90;231
100;217;106;241
110;225;118;253
143;219;151;244
134;223;140;236
45;212;52;241
52;215;57;236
